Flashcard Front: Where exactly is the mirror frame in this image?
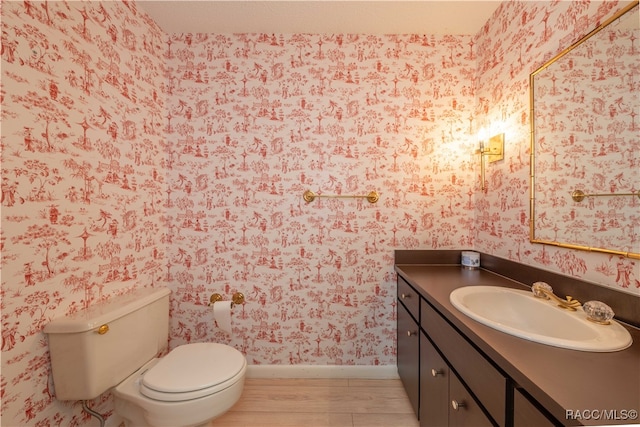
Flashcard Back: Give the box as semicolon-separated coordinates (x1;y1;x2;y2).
529;1;640;260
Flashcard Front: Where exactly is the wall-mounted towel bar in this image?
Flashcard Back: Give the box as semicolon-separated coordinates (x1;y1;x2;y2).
571;189;640;202
303;190;379;204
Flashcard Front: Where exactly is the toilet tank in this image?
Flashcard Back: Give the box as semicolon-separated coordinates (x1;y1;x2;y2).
43;286;171;401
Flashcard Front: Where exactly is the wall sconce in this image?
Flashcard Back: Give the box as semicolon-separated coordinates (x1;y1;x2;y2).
478;133;504;190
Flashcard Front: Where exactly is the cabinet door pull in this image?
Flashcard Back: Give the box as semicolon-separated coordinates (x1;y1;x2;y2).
401;293;412;299
431;368;444;377
451;400;466;411
407;330;417;337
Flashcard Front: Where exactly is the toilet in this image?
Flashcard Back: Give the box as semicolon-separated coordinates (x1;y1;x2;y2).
43;287;246;427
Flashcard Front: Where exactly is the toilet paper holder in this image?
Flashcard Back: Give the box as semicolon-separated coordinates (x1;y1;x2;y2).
209;292;245;307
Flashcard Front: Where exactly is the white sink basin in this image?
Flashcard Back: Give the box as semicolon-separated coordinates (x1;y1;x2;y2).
449;286;632;352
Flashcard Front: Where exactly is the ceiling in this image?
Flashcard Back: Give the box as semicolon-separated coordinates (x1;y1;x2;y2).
137;1;502;35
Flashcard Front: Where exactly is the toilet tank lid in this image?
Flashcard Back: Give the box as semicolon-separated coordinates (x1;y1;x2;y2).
44;287;170;334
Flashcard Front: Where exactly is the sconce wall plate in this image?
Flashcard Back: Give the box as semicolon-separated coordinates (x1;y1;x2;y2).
478;132;505;190
486;133;504;163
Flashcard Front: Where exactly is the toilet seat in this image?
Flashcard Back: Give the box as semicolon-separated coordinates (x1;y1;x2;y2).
140;343;246;402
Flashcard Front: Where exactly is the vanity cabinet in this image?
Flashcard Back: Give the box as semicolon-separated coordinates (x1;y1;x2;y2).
398;275;501;425
397;277;420;417
395;257;640;427
396;270;568;427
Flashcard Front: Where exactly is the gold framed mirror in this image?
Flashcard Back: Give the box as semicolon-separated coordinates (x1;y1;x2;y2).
530;1;639;259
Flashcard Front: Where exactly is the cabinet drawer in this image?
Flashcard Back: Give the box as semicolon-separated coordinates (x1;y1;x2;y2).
422;299;508;426
398;277;420;321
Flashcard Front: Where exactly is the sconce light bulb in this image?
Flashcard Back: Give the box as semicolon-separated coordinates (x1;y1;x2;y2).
478;127;487;142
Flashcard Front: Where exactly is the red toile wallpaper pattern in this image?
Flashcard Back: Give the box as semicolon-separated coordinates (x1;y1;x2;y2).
1;0;637;425
2;2;167;425
162;31;479;358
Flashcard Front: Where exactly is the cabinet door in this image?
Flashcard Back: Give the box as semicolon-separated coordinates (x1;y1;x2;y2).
514;389;561;427
398;302;420;417
449;372;493;427
422;299;507;426
420;333;449;427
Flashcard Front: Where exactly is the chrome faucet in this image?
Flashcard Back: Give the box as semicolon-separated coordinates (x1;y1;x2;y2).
531;282;581;311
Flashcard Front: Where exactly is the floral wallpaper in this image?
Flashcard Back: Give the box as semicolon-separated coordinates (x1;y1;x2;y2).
1;0;637;426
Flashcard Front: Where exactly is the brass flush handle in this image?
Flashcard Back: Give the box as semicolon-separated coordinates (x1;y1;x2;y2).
97;324;109;335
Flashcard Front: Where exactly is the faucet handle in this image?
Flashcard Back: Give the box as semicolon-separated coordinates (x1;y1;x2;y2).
583;301;615;325
531;281;553;298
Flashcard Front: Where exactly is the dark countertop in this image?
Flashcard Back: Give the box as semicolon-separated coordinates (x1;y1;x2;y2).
395;264;640;426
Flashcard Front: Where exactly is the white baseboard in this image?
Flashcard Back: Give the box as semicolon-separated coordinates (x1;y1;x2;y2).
246;365;399;379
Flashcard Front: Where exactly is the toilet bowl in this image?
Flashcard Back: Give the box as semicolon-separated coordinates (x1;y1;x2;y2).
114;342;247;427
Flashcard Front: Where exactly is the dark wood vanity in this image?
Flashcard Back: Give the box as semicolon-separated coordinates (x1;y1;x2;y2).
395;250;640;426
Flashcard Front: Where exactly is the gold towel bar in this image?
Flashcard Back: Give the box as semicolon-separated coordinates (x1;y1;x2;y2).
303;190;379;204
571;189;640;202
